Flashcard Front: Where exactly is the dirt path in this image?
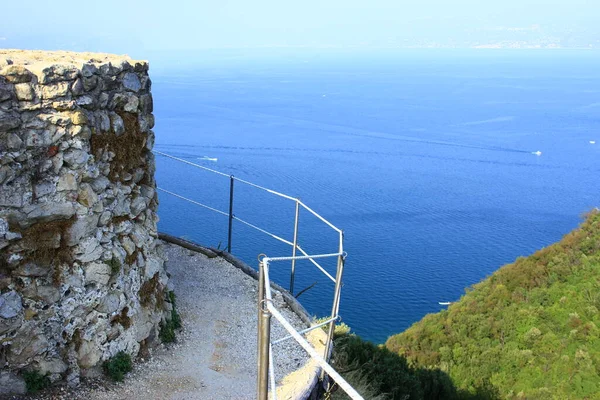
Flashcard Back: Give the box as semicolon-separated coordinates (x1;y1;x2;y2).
25;242;310;400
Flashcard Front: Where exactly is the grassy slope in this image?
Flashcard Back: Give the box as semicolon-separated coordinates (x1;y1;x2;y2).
386;210;600;399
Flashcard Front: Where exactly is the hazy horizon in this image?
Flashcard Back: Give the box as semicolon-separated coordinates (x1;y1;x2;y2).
2;0;599;60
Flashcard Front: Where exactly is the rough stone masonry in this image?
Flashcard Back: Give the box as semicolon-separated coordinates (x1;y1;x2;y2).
0;50;169;393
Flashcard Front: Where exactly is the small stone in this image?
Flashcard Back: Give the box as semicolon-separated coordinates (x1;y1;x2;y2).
66;214;100;246
23;129;51;148
8;322;49;367
22;202;76;224
74;237;103;262
70;110;88;125
77;183;99;207
77;339;102;369
71;78;84;96
130;197;147;218
0;371;26;396
63;148;89;167
123;95;139;113
99;211;112;226
0;290;22;318
41;81;70;99
14;83;34;101
0;184;24;207
76;95;94;107
91;176;110;193
37;285;60;304
121;236;136;255
0;109;21;131
6;132;22;150
139;94;153;113
85;261;111;285
57;172;78;191
13;262;49;277
0;65;33;83
138;114;154;132
35;64;79;84
82;63;98;78
83;75;98;91
34;181;56;198
144;256;163;279
99;92;109;108
0;218;8;236
38;358;68;375
111;113;124;135
122;72;142;92
96;291;120;314
0;81;13;102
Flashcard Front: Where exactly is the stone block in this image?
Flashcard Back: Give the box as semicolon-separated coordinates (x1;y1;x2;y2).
0;65;33;83
82;75;98;91
81;63;98;78
84;261;111;285
34;64;79;84
37;285;60;304
90;176;109;193
7;322;49;367
74;237;103;262
0;290;22;318
6;132;23;150
13;262;49;277
57;172;77;191
0;80;14;102
0;371;26;396
122;72;142;92
63;148;89;167
0;185;25;207
40;81;70;100
22;202;76;224
38;358;68;375
14;83;34;101
139;94;153;114
34;181;56;198
0;109;21;131
77;183;99;207
110;113;124;135
71;78;84;96
66;214;99;246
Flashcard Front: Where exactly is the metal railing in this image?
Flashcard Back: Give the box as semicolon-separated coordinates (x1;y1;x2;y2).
154;150;364;400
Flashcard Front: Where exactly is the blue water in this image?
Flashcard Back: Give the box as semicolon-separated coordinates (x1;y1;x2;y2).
153;50;600;344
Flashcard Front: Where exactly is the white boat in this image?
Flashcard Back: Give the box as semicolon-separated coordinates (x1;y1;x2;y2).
199;156;218;162
438;302;452;306
532;150;542;156
590;141;596;144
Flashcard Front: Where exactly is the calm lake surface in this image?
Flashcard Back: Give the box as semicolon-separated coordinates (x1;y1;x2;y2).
153;50;599;343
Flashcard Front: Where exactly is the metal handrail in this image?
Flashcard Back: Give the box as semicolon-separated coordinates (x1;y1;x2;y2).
153;150;359;399
154;151;342;293
259;256;363;400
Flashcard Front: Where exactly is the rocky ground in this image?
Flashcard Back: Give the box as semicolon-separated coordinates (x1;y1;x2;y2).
7;242;310;399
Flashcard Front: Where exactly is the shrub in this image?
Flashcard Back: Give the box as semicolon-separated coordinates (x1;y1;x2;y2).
106;258;121;276
330;333;459;399
315;317;351;338
103;351;133;382
160;291;182;343
23;371;50;394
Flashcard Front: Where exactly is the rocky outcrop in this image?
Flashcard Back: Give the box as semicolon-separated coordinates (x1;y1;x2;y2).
0;50;168;389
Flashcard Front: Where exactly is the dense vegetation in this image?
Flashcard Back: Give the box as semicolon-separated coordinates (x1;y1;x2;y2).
330;334;460;399
386;210;600;399
103;351;133;382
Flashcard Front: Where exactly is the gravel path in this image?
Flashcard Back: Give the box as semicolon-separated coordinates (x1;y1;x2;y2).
21;242;310;400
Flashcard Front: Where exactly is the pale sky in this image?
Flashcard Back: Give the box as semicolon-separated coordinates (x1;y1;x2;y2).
1;0;598;57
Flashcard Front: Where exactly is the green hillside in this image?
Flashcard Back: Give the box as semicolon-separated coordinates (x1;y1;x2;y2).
386;210;600;399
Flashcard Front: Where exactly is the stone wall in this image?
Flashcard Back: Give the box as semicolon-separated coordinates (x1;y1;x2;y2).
0;50;168;392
